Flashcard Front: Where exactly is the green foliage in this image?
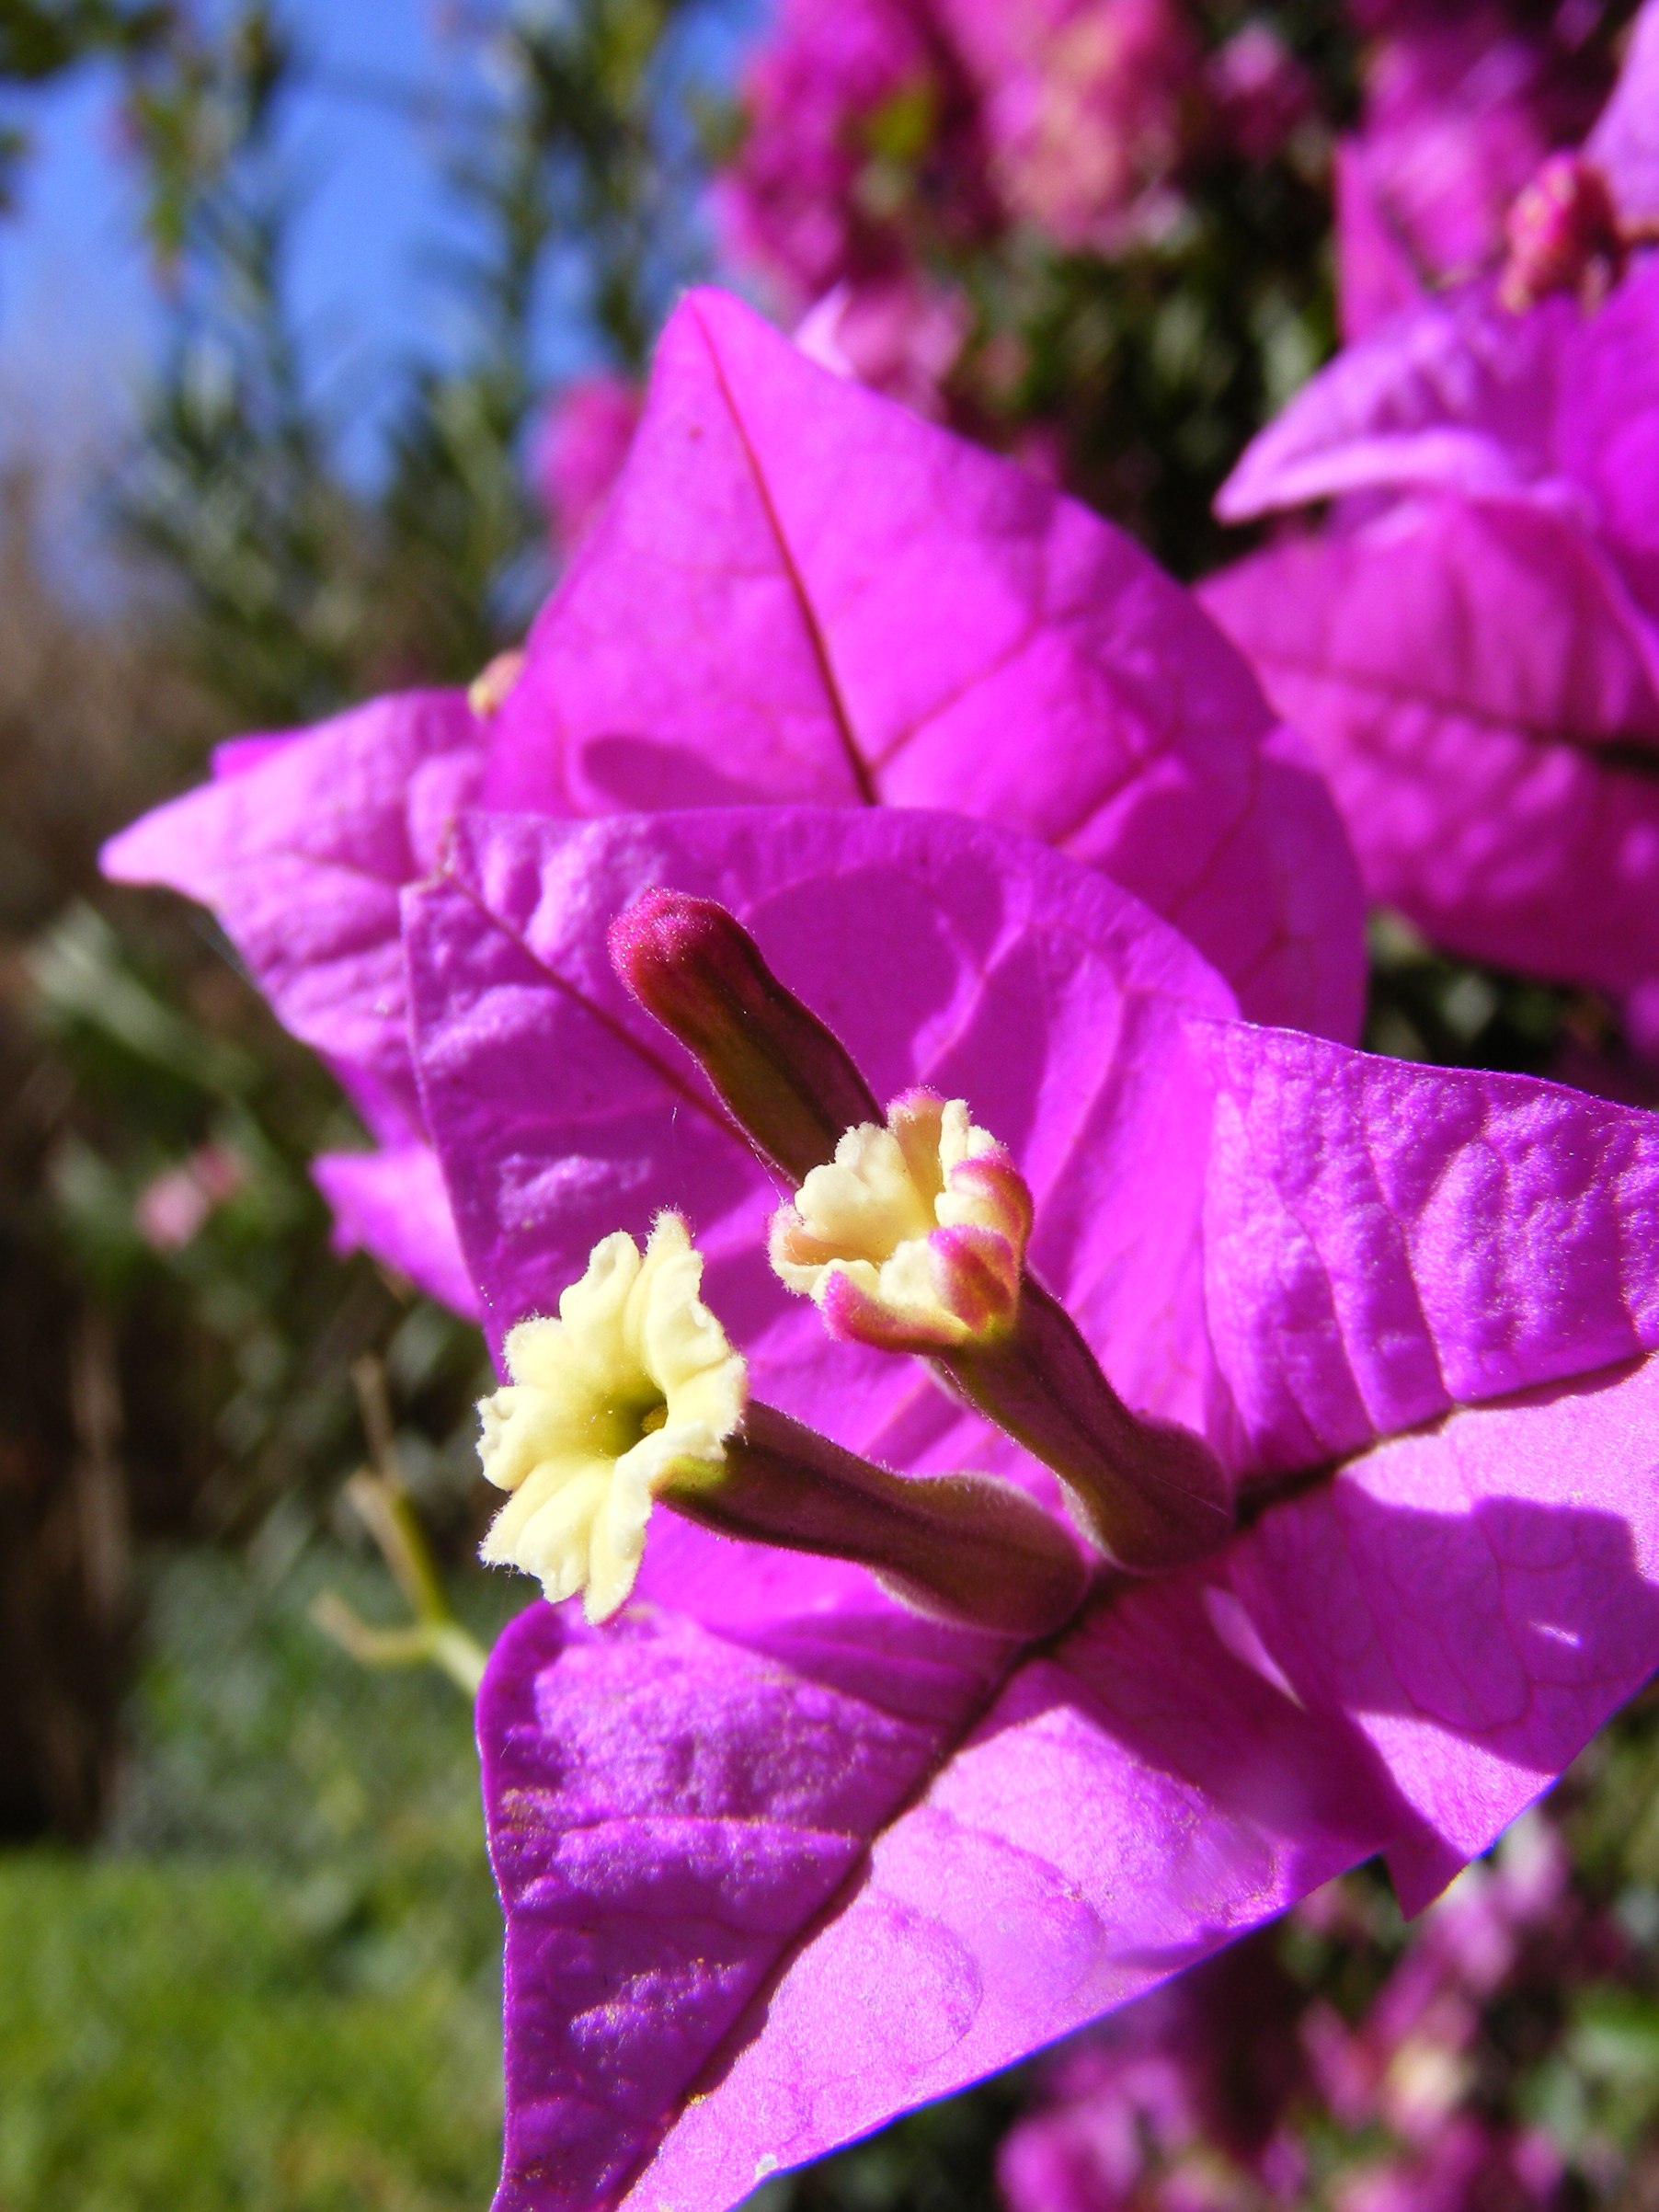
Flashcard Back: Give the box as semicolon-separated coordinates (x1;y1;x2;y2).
0;1854;498;2212
110;0;726;722
1;2;1656;2201
0;0;171;81
0;1542;516;2212
0;0;172;212
29;897;486;1525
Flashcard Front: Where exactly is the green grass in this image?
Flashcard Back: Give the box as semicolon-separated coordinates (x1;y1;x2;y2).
0;1854;500;2212
0;1540;516;2212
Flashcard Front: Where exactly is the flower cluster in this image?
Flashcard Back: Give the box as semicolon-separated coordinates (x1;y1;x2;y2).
1207;3;1659;1043
105;287;1363;1313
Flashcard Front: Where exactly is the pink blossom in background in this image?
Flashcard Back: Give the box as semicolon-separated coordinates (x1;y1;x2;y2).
1336;1;1618;338
1206;2;1659;1026
1205;20;1315;167
719;0;1204;300
535;373;642;559
133;1140;246;1253
1336;2116;1567;2212
105;287;1363;1312
1001;1814;1624;2212
715;0;990;307
998;1933;1310;2212
938;0;1200;250
410;803;1659;2212
1304;1818;1605;2154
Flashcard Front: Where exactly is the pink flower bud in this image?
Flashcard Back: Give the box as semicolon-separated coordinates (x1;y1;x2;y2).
609;889;880;1180
1498;151;1624;310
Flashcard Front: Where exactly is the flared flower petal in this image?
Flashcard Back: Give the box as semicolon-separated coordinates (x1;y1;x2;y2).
771;1091;1031;1349
478;1216;747;1622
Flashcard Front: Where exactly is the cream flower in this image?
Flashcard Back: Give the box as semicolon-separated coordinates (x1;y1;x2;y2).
476;1213;747;1622
769;1090;1032;1350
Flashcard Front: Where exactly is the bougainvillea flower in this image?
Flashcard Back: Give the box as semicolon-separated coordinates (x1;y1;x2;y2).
1206;10;1659;1017
405;803;1659;2211
1205;21;1314;167
1334;0;1617;339
478;1214;749;1622
1219;1;1659;529
105;288;1362;1309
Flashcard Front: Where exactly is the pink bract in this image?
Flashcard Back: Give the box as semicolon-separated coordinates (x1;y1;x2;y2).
407;805;1659;2212
489;289;1363;1043
105;289;1363;1310
1203;490;1659;1004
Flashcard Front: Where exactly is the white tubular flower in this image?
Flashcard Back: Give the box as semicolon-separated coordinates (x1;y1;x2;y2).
476;1213;747;1622
769;1090;1033;1351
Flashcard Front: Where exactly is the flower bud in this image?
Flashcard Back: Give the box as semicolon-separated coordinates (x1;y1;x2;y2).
770;1089;1032;1350
609;890;879;1181
1499;154;1624;312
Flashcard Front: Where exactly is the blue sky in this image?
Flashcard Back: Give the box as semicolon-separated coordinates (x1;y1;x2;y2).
0;0;756;495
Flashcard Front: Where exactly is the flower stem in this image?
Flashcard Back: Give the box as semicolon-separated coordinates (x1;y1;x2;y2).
938;1276;1233;1572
